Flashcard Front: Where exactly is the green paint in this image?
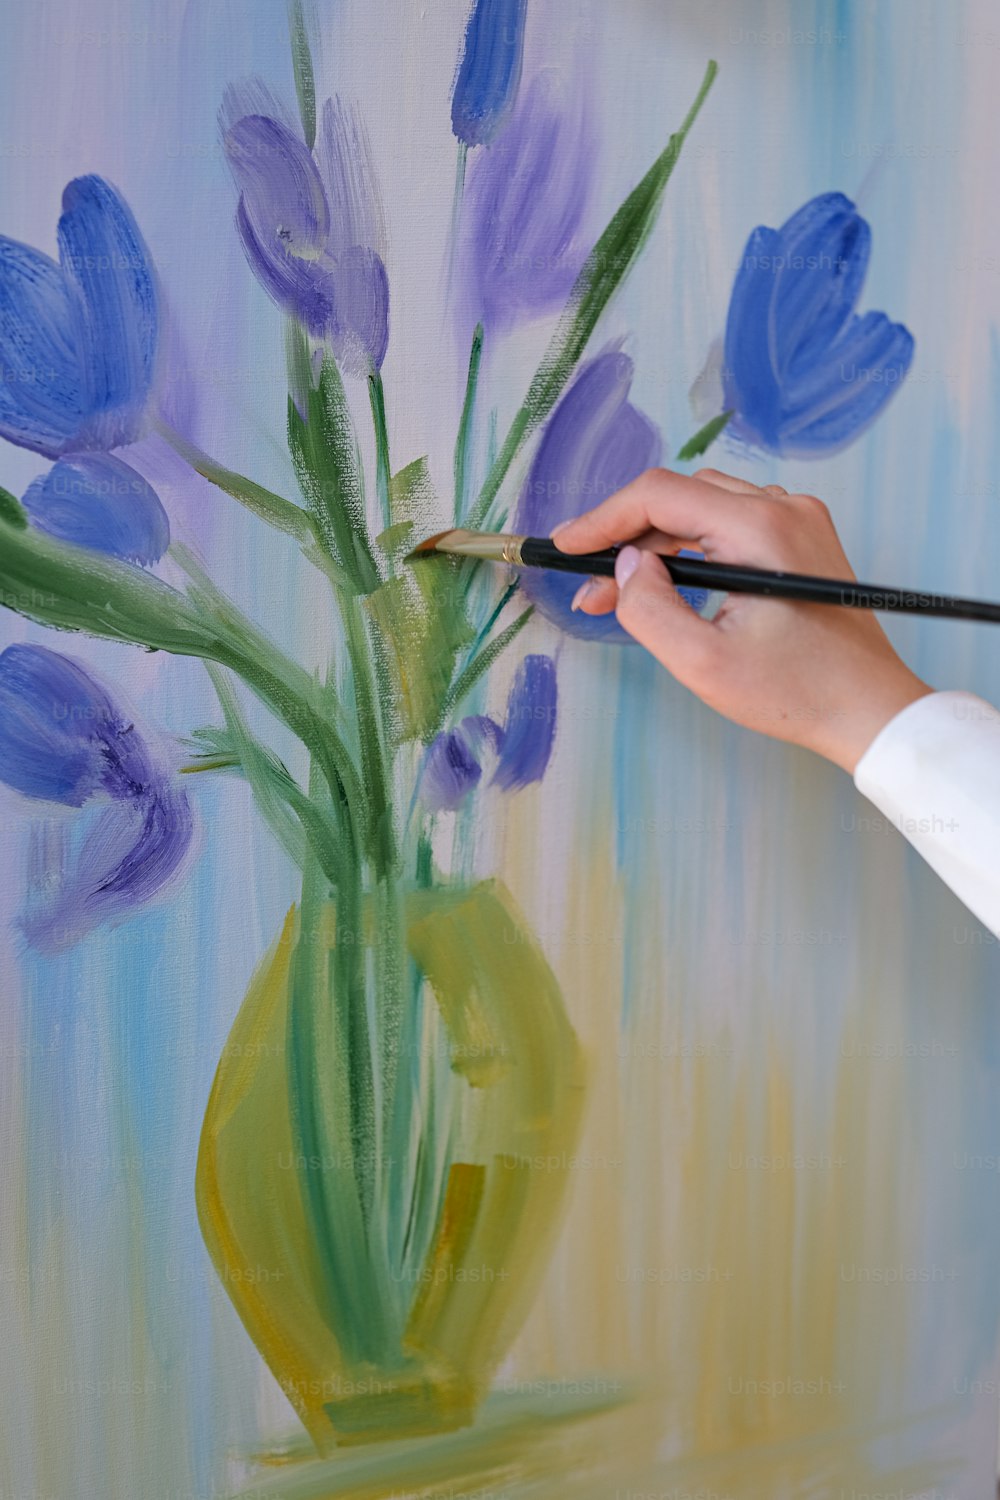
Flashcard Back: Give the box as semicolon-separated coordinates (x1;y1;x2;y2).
677;408;733;461
441;604;533;728
197;877;586;1453
368;368;392;532
287;331;380;594
468;59;718;529
454;322;484;522
287;0;317;149
153;415;314;544
0;485;27;529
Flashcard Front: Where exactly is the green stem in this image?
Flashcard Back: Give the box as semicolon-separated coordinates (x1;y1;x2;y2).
467;59;718;530
153;416;315;545
446;140;468;292
341;592;397;876
676;409;733;462
453;322;484;522
368;368;392;532
286;0;316;149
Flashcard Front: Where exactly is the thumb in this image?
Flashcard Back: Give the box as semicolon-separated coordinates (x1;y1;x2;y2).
614;546;717;679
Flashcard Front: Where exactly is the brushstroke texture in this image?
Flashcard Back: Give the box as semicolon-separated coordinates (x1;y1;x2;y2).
458;70;592;336
421;655;555;809
721;192;914;456
223;91;389;372
515;349;667;639
0;644;193;948
0;175;157;457
450;0;528;147
22;454;169;565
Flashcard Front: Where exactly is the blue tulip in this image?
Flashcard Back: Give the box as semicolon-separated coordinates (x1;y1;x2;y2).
0;175;158;458
451;0;528;148
0;644;193;949
22;453;169;565
721;192;914;457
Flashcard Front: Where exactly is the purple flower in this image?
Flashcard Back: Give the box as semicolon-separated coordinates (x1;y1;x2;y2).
22;453;169;565
0;175;158;458
721;193;914;457
514;348;712;641
451;0;528;148
421;655;556;811
457;69;593;337
222;88;389;374
0;644;193;950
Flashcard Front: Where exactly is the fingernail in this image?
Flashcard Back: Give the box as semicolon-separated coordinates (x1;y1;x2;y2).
614;545;641;589
570;579;594;612
550;520;572;539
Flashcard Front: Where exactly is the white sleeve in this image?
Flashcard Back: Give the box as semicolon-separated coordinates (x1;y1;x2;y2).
852;690;1000;936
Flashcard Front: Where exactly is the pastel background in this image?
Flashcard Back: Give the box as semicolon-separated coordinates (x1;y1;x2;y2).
2;1;1000;1496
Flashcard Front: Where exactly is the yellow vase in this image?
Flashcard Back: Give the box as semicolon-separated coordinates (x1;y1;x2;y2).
196;878;587;1453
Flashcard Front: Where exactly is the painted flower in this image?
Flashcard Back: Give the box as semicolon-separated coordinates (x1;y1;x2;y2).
0;644;193;950
515;348;707;641
719;192;914;457
0;175;158;458
222;88;389;374
421;653;556;811
22;453;169;565
451;0;528;148
457;69;593;337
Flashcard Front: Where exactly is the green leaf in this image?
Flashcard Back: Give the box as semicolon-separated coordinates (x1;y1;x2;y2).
201;663;345;888
368;458;475;743
454;322;484;522
441;605;533;727
153;417;314;544
469;58;718;528
287;331;380;593
0;486;28;530
0;512;221;653
676;409;733;461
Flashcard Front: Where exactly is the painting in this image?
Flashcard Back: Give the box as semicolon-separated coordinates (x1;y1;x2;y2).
1;2;1000;1497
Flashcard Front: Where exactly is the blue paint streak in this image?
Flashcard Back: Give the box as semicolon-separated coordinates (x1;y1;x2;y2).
450;0;527;148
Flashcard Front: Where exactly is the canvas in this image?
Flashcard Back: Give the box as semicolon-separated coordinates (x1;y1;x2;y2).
1;1;1000;1497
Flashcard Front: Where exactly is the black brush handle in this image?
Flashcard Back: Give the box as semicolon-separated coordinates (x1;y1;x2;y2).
518;537;1000;625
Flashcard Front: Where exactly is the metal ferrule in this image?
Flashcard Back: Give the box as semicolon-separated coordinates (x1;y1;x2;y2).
435;529;525;563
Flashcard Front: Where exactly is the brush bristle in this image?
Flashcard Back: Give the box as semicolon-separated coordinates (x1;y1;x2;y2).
405;530;452;559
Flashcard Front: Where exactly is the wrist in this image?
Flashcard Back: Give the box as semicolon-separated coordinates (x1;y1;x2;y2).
824;669;934;775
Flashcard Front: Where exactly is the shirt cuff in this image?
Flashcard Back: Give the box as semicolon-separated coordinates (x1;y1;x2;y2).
853;690;1000;935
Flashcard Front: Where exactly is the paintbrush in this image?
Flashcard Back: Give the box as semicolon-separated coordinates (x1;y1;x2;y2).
406;528;1000;625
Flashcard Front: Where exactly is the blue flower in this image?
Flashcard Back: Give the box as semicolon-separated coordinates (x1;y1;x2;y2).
721;192;914;457
451;0;528;148
22;453;169;565
0;644;193;949
0;175;158;458
421;654;556;811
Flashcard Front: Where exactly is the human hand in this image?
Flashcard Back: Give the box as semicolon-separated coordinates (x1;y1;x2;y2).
553;467;932;773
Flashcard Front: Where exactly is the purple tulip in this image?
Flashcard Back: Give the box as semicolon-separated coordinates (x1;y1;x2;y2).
515;349;663;641
22;453;169;565
0;644;193;949
222;88;389;374
456;69;593;337
0;175;158;458
421;655;556;811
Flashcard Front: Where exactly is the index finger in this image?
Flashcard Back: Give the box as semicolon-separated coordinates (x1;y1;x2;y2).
551;467;761;556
